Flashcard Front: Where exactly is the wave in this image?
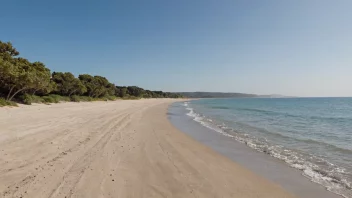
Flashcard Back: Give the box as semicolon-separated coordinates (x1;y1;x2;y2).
223;120;352;155
182;102;352;198
210;106;231;110
300;139;352;155
185;107;234;138
237;107;352;122
237;107;278;114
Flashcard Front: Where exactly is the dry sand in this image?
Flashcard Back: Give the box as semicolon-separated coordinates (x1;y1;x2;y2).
0;99;295;198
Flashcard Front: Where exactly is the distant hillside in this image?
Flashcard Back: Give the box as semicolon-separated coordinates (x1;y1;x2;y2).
176;92;258;98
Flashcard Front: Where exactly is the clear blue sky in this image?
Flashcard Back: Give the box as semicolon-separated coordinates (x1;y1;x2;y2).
1;0;351;97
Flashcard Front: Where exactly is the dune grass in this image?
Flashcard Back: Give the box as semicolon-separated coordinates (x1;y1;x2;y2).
0;97;18;107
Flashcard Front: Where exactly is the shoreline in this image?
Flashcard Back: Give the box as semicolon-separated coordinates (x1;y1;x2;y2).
168;101;342;198
1;99;294;197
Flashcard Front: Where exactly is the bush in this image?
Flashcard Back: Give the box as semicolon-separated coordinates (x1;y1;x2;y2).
102;95;117;101
0;97;18;107
90;96;116;101
70;95;80;102
20;94;33;105
20;94;45;105
49;94;70;102
122;96;140;100
92;97;103;101
70;95;94;102
42;96;56;103
20;94;71;104
79;96;93;102
0;98;6;106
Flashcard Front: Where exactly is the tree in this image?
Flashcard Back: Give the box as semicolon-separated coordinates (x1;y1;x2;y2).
0;41;22;100
0;43;54;101
116;86;128;97
92;76;110;97
52;72;87;96
28;61;52;95
0;41;19;60
78;74;96;97
0;57;17;98
0;57;50;101
79;74;115;98
143;90;152;98
0;40;185;104
106;83;117;96
152;91;164;98
127;86;145;97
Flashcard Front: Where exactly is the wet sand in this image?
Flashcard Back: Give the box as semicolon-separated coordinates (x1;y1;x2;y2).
168;101;341;198
0;99;294;198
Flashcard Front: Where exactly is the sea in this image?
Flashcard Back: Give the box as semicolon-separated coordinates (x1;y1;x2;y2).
179;98;352;198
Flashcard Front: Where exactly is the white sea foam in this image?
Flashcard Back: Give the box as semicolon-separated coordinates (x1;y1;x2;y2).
183;103;352;198
185;106;234;138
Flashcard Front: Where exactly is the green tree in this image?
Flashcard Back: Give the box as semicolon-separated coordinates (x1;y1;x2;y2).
127;86;145;97
78;74;96;97
79;74;115;98
0;40;184;104
92;75;110;97
0;42;21;100
116;86;128;97
0;56;51;101
152;91;164;98
0;41;19;60
1;43;54;101
29;61;52;95
106;83;117;96
52;72;87;96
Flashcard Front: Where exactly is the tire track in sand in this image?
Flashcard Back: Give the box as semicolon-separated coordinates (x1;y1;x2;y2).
47;112;132;198
2;109;133;198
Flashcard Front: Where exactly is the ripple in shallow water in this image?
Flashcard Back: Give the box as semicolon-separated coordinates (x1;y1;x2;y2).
184;98;352;198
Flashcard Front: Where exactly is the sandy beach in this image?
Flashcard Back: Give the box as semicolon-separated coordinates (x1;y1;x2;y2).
0;99;294;198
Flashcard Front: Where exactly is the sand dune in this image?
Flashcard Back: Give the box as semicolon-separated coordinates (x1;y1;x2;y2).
0;99;294;198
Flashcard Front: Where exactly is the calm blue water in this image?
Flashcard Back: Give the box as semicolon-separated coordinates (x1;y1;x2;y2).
184;98;352;198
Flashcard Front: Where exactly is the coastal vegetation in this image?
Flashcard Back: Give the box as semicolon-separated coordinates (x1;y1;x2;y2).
0;41;183;106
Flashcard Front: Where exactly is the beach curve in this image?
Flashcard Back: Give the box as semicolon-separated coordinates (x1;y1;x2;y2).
0;99;294;198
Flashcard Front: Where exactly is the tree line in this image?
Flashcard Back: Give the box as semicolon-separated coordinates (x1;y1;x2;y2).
0;41;183;106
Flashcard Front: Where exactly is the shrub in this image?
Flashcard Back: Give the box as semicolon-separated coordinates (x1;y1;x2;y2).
92;97;102;101
79;96;93;102
105;95;117;101
70;95;80;102
20;94;45;105
0;98;6;106
21;94;71;104
49;94;70;102
32;95;45;103
20;94;33;105
97;95;117;101
0;97;18;107
122;96;140;100
70;95;96;102
42;96;56;103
